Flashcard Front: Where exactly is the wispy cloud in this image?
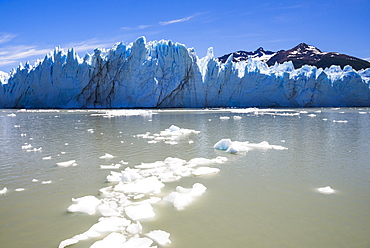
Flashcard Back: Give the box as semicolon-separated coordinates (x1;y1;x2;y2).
65;38;113;52
159;15;194;25
0;33;17;44
121;24;152;31
0;45;52;67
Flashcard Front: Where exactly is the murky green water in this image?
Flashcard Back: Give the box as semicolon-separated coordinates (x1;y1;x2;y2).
0;108;369;248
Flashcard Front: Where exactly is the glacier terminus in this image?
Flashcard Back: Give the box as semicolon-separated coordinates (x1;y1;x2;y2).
0;37;369;108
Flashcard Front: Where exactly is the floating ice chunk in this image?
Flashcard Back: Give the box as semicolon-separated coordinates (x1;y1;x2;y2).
15;188;25;192
114;176;164;195
126;221;142;235
0;187;8;195
219;116;230;120
57;160;77;167
233;116;242;120
135;161;165;169
359;112;367;114
307;114;316;117
90;232;127;248
21;144;32;149
32;179;38;182
7;113;16;117
192;167;220;176
100;164;121;169
333;120;348;123
41;180;52;184
317;186;335;194
213;139;233;150
26;147;42;152
98;201;120;217
87;129;94;133
164;183;207;210
59;216;130;248
215;139;287;154
146;230;171;246
124;203;155;220
188;157;227;166
42;156;52;160
67;195;101;215
100;153;114;159
121;237;153;248
59;238;79;248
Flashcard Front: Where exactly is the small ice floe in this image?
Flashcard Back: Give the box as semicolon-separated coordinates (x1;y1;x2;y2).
100;153;114;159
233;116;242;120
90;232;127;248
7;113;16;117
333;120;348;123
125;202;155;220
214;139;288;154
359;112;367;114
41;180;52;184
87;129;94;133
32;179;39;182
21;133;27;137
56;160;77;167
100;163;121;170
164;183;207;210
307;114;316;117
192;167;220;176
26;147;42;152
219;116;230;120
323;118;328;121
42;156;52;160
21;144;32;149
67;195;101;215
14;125;20;128
0;187;8;195
317;186;335;194
59;216;130;248
146;230;171;246
126;221;142;235
15;188;25;192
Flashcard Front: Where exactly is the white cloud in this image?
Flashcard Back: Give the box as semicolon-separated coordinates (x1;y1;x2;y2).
0;45;52;66
0;33;17;44
159;15;194;25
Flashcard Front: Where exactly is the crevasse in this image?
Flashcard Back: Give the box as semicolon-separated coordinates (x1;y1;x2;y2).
0;36;369;108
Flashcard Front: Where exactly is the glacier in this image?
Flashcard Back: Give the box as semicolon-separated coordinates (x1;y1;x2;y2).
0;36;370;108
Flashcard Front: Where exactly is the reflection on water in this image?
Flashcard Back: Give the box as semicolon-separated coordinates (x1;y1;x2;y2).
0;108;369;248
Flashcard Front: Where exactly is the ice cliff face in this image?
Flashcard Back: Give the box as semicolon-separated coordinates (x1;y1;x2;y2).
1;37;369;108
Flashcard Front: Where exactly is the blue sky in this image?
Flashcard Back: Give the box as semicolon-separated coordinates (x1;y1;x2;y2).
0;0;369;72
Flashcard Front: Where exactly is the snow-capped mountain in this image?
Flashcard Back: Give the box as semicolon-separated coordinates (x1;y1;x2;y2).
266;43;370;70
217;47;276;63
218;43;370;71
1;37;370;109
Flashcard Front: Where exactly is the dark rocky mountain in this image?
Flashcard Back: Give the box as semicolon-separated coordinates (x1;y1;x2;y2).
218;43;370;70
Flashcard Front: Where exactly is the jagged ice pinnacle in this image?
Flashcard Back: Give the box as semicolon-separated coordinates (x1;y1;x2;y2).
0;37;369;108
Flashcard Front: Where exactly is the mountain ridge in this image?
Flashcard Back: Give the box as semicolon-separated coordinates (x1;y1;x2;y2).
218;43;370;70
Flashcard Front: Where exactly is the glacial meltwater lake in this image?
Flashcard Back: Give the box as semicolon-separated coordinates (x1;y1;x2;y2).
0;108;369;248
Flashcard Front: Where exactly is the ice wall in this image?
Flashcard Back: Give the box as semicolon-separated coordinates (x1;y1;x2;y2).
1;37;369;108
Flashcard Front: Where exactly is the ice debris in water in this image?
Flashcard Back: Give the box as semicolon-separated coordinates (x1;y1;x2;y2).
56;160;77;167
67;195;101;215
146;230;171;246
214;138;288;154
137;125;199;144
164;183;207;210
100;153;114;159
0;187;8;195
317;186;335;194
15;188;25;192
124;203;155;220
60;154;227;247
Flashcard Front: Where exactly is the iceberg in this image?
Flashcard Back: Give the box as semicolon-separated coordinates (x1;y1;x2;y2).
1;37;369;108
